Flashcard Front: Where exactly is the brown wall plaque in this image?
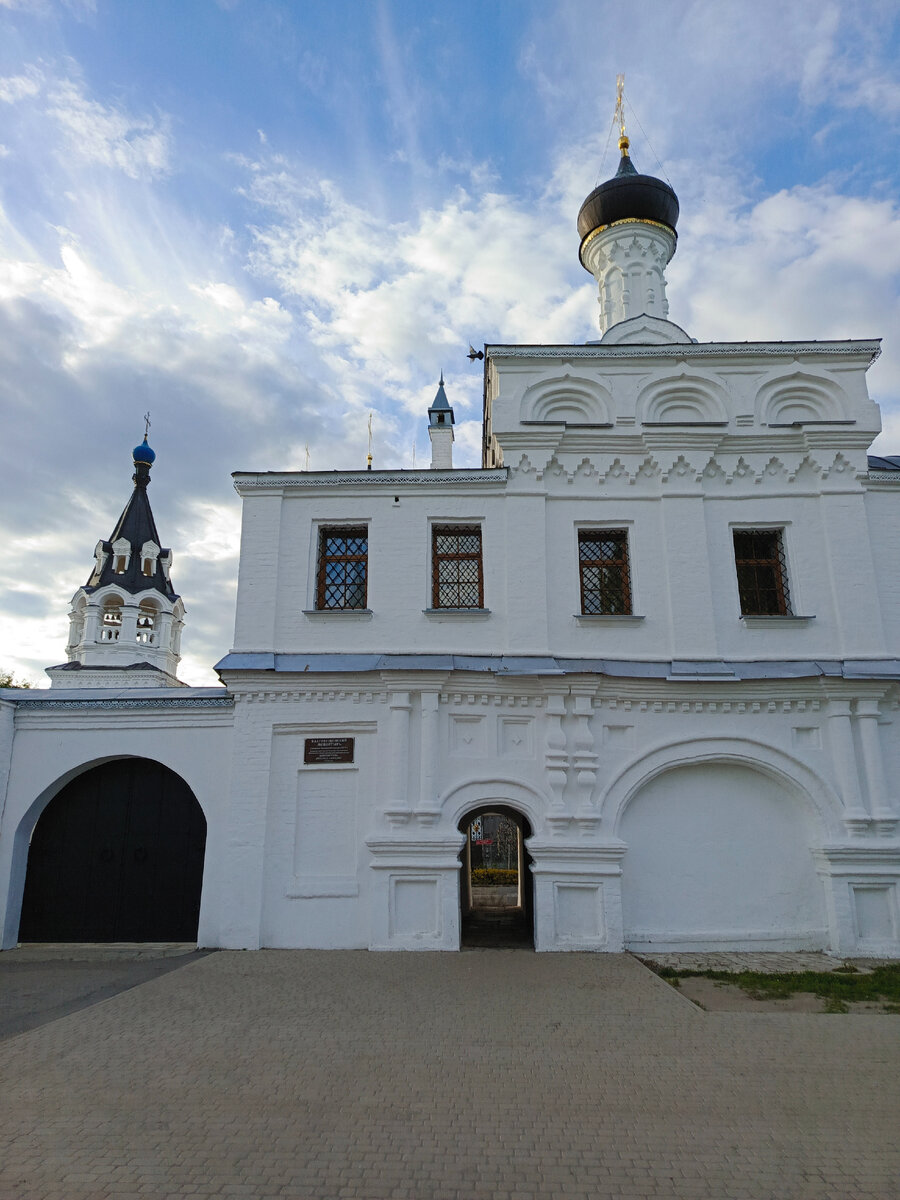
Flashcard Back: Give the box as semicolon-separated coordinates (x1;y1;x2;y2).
304;736;354;765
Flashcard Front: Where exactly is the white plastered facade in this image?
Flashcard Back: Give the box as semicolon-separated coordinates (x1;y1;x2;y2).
1;324;899;956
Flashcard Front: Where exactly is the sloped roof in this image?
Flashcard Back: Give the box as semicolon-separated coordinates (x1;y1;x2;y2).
84;452;178;600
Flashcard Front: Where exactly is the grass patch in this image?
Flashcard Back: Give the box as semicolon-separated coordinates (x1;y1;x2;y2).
653;962;900;1006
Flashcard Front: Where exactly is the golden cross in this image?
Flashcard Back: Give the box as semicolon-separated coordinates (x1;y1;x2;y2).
615;74;626;138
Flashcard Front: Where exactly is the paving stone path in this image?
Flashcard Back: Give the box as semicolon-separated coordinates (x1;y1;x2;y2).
0;949;898;1199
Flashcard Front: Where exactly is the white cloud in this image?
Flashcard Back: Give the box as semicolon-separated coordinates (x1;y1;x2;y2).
0;68;42;104
244;154;594;425
241;144;900;446
670;179;900;427
45;80;171;179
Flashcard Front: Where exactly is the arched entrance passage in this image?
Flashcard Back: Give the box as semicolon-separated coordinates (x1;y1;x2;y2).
458;805;534;949
19;758;207;943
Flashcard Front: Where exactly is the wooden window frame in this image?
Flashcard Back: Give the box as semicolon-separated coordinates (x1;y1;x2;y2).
315;526;368;610
732;528;792;616
431;525;484;609
578;528;633;615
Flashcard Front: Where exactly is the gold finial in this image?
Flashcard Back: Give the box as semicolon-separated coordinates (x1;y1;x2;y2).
366;412;373;471
615;73;629;155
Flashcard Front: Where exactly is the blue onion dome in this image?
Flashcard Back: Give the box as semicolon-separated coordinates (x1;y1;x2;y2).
577;136;679;269
132;436;156;465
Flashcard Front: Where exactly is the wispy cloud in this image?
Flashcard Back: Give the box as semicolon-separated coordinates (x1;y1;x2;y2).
45;79;171;179
0;67;42;104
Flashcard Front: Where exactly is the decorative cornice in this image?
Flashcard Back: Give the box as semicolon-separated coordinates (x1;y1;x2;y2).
15;696;234;711
233;469;508;491
486;341;881;363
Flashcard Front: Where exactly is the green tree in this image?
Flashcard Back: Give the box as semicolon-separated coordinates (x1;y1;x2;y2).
0;669;33;688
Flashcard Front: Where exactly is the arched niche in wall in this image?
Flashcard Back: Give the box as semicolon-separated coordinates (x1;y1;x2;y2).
519;374;613;426
637;373;729;425
756;371;845;426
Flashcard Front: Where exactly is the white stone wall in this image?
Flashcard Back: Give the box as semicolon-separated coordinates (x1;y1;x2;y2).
231;340;894;666
214;672;900;955
0;689;233;950
230;468;895;665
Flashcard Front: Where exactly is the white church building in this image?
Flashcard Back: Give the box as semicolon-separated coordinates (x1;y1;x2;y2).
2;132;899;956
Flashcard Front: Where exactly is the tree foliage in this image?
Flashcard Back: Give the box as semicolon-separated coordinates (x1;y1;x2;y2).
0;669;33;688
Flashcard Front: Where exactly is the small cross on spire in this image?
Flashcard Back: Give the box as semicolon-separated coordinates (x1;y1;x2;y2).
143;411;151;439
614;73;629;155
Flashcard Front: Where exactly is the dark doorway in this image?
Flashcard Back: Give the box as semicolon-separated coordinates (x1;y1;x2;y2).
19;759;207;943
458;806;533;949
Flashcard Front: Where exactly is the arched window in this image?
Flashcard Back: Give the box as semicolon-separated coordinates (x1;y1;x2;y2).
136;600;158;644
112;537;131;574
99;596;123;641
140;540;160;577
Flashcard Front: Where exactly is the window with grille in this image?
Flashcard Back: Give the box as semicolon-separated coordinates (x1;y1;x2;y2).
316;527;368;610
578;529;632;615
733;529;792;616
432;525;483;609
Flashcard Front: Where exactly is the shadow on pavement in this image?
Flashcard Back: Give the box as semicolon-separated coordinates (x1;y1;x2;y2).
0;946;211;1041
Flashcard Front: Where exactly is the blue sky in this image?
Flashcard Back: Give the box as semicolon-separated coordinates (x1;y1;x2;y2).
2;0;900;685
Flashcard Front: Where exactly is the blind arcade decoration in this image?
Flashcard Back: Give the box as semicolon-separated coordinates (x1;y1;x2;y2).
303;737;355;765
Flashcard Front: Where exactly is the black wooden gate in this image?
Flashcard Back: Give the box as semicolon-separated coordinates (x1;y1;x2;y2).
19;758;207;942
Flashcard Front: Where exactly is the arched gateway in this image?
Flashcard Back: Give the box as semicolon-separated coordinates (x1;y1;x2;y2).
458;805;534;948
19;758;207;943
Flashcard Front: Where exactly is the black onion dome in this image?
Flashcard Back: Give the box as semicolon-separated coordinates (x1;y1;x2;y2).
578;146;679;268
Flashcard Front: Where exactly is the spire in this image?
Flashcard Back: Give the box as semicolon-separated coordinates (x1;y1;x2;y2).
85;438;177;600
428;372;454;426
427;373;455;469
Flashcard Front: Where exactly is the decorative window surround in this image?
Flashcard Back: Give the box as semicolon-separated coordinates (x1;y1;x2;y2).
111;537;131;574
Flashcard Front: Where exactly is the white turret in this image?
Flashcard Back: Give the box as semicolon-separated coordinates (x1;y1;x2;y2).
577;123;680;335
427;374;455;469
